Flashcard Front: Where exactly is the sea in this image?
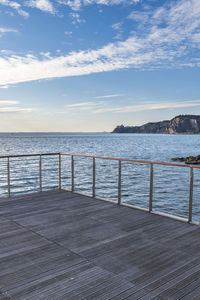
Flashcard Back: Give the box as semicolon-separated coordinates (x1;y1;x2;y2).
0;132;200;222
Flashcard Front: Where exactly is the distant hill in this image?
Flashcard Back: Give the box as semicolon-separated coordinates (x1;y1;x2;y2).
112;115;200;134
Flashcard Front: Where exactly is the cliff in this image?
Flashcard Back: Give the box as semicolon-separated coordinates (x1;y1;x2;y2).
112;115;200;134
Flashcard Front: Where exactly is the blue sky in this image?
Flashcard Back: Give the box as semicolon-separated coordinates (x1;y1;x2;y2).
0;0;200;132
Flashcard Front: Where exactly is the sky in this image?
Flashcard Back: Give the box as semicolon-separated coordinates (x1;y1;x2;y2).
0;0;200;132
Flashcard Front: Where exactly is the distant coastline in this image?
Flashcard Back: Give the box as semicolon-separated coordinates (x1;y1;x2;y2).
112;115;200;134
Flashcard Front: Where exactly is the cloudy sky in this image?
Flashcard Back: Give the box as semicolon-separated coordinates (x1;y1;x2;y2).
0;0;200;132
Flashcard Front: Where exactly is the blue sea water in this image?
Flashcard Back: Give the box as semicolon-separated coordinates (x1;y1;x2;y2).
0;132;200;222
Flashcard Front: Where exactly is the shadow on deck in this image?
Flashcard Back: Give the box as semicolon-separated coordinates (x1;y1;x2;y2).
0;190;200;299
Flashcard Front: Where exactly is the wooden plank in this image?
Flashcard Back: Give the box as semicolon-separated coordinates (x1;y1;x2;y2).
181;285;200;299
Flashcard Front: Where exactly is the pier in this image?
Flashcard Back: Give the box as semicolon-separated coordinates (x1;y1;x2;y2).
0;153;200;299
0;189;200;299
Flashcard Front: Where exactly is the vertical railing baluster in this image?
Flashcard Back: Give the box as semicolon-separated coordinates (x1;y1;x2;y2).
149;163;153;212
71;155;74;192
7;157;10;198
39;155;42;192
93;157;96;198
58;154;61;190
188;167;193;223
118;160;121;205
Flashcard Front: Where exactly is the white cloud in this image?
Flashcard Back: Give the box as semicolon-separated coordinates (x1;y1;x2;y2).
0;0;55;15
66;102;96;107
128;10;150;24
112;22;122;31
70;12;85;23
92;100;200;114
0;49;14;55
66;0;81;11
66;0;141;11
94;94;122;99
1;0;200;86
62;99;200;114
0;0;29;17
0;100;34;113
40;52;52;58
64;31;73;35
0;85;9;88
65;101;104;111
0;107;34;112
0;100;19;105
0;27;18;33
191;33;200;43
0;26;18;38
27;0;55;13
112;22;123;39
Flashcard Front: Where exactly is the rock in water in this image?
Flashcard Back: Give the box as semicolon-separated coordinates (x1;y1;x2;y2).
172;155;200;164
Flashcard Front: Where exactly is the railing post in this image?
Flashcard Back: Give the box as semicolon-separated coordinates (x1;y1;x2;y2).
71;155;74;192
149;163;153;212
118;160;121;205
39;155;42;192
188;167;193;223
7;157;10;197
93;157;96;198
58;153;61;190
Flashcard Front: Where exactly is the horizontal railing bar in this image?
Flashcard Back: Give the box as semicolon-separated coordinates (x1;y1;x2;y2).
60;153;200;169
0;153;60;159
1;152;200;168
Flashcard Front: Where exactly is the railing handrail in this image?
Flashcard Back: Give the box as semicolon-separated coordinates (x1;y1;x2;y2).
0;153;60;159
60;153;200;169
0;152;199;169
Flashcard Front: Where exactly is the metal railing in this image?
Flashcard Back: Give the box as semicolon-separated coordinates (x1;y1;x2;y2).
0;152;199;224
0;153;60;197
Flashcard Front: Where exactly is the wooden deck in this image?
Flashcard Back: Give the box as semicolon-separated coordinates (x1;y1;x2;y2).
0;190;200;299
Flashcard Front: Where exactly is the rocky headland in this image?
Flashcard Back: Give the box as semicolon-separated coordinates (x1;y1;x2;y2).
112;115;200;134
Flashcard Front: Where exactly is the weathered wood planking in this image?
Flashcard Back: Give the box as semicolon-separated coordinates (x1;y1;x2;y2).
0;189;200;299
